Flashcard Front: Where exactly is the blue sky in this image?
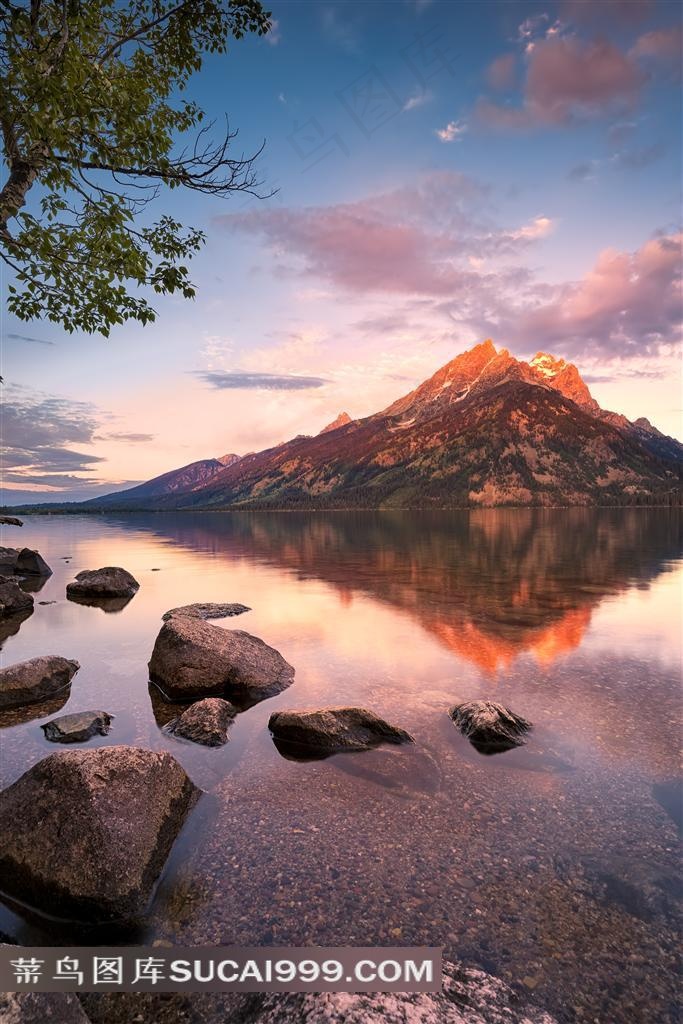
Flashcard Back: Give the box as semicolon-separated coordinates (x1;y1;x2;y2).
1;0;681;501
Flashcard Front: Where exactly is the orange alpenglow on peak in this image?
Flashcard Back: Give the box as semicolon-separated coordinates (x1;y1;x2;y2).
319;412;352;435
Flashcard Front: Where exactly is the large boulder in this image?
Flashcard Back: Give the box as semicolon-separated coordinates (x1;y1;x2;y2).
249;960;557;1023
15;548;52;577
166;697;236;747
449;700;532;753
67;566;139;600
0;746;200;921
41;710;114;744
0;578;34;617
162;602;250;622
148;617;294;704
268;707;414;755
0;656;79;711
0;515;23;526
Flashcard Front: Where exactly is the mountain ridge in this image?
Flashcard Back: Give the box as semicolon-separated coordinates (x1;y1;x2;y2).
8;342;683;512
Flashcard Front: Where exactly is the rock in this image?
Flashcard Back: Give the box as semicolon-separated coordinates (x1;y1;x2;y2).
247;959;557;1023
0;515;23;526
268;707;414;755
449;700;531;753
148;617;294;704
15;548;52;577
41;710;114;744
162;602;251;622
0;992;91;1024
67;566;139;600
0;546;21;569
166;698;236;747
0;656;79;711
0;578;34;617
0;746;200;921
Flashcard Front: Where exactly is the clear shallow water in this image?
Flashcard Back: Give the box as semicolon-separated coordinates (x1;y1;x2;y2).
0;509;681;1023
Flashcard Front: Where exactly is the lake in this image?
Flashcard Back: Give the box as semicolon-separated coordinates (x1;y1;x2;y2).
0;509;681;1023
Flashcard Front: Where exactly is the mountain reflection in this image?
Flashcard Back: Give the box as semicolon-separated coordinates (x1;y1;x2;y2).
109;508;680;673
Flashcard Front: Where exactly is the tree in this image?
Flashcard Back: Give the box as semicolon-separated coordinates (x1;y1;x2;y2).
0;0;272;335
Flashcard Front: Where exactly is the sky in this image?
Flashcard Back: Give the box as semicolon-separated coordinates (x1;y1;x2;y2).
1;0;682;503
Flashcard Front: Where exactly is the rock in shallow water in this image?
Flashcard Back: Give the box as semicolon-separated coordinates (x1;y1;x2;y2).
149;617;294;704
67;566;140;600
268;707;414;756
162;602;251;622
0;515;22;526
248;959;557;1023
449;700;531;754
0;745;199;921
0;656;79;710
15;548;52;577
41;710;113;744
0;578;34;618
166;697;236;747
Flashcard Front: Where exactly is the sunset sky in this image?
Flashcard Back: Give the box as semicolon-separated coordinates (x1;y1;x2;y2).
1;0;681;503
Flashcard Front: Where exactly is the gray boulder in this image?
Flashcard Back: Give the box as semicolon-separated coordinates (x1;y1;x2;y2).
0;656;79;710
149;616;294;703
41;710;114;744
67;566;139;600
250;959;557;1023
0;515;23;526
268;707;414;755
449;700;532;753
162;602;250;622
0;745;199;921
15;548;52;576
0;578;34;617
166;697;236;747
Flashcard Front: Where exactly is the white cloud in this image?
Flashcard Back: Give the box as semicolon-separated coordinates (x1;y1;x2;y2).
435;119;468;143
403;89;432;112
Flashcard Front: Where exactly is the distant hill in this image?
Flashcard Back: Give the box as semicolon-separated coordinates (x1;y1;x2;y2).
85;454;241;509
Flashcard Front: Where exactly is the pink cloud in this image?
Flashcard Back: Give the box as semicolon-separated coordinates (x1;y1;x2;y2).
631;25;682;63
497;233;683;357
486;54;517;91
218;174;547;298
477;35;647;129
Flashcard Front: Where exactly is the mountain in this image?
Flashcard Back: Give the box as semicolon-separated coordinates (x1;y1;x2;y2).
86;454;241;509
25;342;683;511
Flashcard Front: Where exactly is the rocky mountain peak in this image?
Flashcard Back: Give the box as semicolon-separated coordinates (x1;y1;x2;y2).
319;412;352;435
217;453;241;467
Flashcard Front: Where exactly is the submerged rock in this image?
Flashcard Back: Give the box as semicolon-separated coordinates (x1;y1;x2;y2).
0;578;34;617
249;959;557;1023
149;617;294;704
162;602;251;622
67;566;140;600
268;707;414;755
166;697;236;747
15;548;52;577
41;710;114;744
449;700;531;753
0;656;79;710
0;515;23;527
0;745;200;921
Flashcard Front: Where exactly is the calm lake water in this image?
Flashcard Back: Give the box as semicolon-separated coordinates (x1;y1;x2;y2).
0;509;681;1023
